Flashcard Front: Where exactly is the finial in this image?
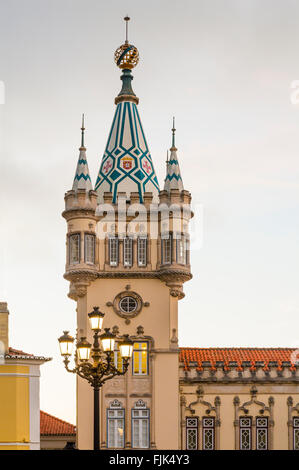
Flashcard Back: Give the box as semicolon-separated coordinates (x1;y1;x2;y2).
80;114;85;149
171;117;176;149
124;16;130;44
114;17;139;70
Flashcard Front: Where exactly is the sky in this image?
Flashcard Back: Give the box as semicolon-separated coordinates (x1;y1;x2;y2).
0;0;299;424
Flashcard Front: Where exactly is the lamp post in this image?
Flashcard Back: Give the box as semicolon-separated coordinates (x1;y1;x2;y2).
58;307;133;451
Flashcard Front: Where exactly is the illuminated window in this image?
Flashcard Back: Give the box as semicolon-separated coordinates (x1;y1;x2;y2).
123;237;133;267
161;234;172;265
84;234;95;264
132;402;150;449
109;237;118;266
240;417;252;450
293;417;299;450
113;343;123;373
69;234;80;265
133;342;148;375
107;405;125;448
256;417;268;450
202;417;215;450
186;417;198;450
137;237;147;267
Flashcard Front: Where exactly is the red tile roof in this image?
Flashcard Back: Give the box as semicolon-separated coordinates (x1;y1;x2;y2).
40;411;76;436
6;347;51;362
180;347;298;370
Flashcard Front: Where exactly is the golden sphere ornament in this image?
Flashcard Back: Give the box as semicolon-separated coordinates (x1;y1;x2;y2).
114;43;139;70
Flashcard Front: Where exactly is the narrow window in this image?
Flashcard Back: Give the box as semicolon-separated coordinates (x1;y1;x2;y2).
293;417;299;450
132;342;148;376
132;408;150;448
84;234;95;264
109;237;118;266
107;408;125;448
185;237;190;265
240;417;252;450
123;237;133;267
69;234;80;265
161;234;172;265
256;417;268;450
202;417;215;450
186;417;198;450
113;343;123;373
137;237;147;267
176;236;185;265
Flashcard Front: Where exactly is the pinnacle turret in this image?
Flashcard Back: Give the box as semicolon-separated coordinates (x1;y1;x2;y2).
164;118;184;193
72;115;93;192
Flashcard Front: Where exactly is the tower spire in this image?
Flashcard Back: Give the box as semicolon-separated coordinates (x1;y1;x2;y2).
164;119;184;193
171;117;176;149
95;19;160;203
80;113;85;149
72;116;93;192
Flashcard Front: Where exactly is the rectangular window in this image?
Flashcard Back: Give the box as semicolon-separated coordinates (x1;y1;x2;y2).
107;409;125;448
69;233;80;265
186;417;198;450
132;409;150;449
84;234;95;264
256;417;268;450
123;237;133;267
133;342;148;376
113;343;123;373
161;234;172;265
240;417;252;450
137;237;147;267
202;417;215;450
176;236;185;265
293;417;299;450
109;237;118;266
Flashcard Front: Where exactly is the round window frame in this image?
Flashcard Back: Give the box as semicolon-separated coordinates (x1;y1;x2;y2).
119;296;138;314
113;291;143;319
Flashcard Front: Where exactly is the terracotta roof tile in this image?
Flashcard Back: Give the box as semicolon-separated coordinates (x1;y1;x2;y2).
6;347;51;362
40;411;76;436
179;347;298;370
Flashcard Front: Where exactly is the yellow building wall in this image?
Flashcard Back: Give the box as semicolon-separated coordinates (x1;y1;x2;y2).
0;365;30;446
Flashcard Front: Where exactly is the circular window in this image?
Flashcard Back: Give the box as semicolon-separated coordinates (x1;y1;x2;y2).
113;291;143;321
119;296;138;313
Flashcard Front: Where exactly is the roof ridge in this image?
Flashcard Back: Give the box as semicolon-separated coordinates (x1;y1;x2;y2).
40;410;75;428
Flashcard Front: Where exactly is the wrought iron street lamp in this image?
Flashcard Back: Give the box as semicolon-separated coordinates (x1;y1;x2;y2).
58;307;133;450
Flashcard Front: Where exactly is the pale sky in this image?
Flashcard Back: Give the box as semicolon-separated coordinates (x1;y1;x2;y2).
1;0;299;424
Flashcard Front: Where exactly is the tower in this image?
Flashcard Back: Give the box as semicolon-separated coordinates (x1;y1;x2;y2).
62;18;192;450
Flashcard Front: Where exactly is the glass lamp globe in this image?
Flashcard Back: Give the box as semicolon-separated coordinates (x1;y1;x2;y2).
58;331;74;357
77;337;92;361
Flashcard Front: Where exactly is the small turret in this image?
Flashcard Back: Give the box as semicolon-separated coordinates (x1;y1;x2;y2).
62;117;98;300
164;118;184;193
72;115;93;192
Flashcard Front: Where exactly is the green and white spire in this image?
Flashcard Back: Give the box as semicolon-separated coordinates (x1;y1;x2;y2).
72;115;93;192
164;118;184;192
95;17;160;203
